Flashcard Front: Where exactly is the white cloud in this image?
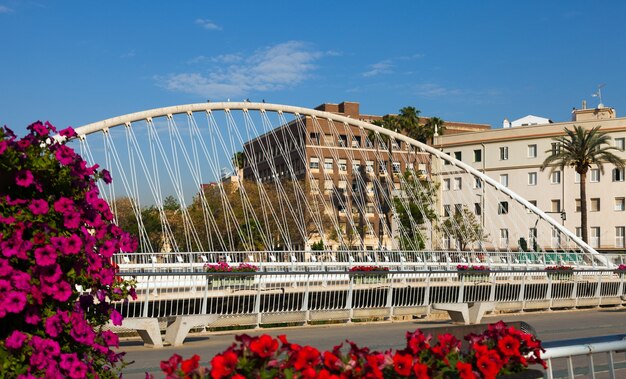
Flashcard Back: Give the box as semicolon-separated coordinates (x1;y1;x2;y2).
414;83;464;97
362;60;393;77
195;18;222;30
0;5;13;13
158;41;324;98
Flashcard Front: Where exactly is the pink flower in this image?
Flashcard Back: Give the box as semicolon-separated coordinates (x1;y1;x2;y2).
15;170;34;187
53;197;74;213
45;313;65;338
11;270;31;291
59;127;77;138
5;330;28;349
34;245;57;266
55;145;76;165
64;211;81;229
51;281;72;302
24;306;41;324
0;258;12;276
5;291;27;313
110;309;123;326
28;199;49;215
0;140;7;155
27;121;48;136
101;169;112;184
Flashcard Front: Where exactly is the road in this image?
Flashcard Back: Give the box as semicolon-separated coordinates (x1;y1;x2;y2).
120;308;626;378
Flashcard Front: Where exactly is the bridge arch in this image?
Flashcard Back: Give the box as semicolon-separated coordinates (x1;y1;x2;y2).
68;102;608;267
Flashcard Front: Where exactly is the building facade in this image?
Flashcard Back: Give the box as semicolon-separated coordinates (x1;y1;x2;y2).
437;104;626;253
241;101;489;251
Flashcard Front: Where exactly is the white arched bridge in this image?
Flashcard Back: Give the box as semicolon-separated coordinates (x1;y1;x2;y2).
68;102;626;346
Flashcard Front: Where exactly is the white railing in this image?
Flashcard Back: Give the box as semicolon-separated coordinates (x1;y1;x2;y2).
115;270;626;324
113;250;599;274
543;335;626;378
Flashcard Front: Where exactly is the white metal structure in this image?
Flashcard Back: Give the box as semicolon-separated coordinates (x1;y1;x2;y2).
69;102;609;267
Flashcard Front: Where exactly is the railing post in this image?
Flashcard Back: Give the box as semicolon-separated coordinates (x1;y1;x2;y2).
424;272;431;306
254;273;262;328
457;274;465;303
142;275;151;318
301;272;310;325
346;274;354;322
385;272;394;320
201;273;209;314
489;273;496;302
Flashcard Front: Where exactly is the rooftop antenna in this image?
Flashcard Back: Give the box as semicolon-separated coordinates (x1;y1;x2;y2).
591;83;606;107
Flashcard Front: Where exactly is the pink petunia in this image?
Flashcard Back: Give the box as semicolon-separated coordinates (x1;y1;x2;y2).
55;145;76;165
5;291;27;313
5;330;28;349
63;211;81;229
51;281;72;302
110;309;123;326
0;140;7;155
34;245;57;266
15;170;34;187
101;169;112;184
53;197;74;213
59;127;77;138
28;199;49;215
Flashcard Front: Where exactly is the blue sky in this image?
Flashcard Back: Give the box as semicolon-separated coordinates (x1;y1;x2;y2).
1;1;625;135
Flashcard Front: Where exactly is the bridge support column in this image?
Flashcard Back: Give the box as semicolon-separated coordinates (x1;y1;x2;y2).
121;318;163;348
164;315;219;346
432;302;495;325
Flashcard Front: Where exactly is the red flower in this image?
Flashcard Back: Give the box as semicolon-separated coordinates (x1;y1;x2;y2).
210;351;238;379
293;346;321;371
456;361;477;379
181;354;200;374
160;354;182;375
498;335;521;357
476;352;502;379
393;352;413;376
249;334;279;358
413;362;430;378
323;351;341;370
301;367;318;379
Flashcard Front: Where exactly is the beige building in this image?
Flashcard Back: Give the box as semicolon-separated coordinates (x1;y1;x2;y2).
437;104;626;253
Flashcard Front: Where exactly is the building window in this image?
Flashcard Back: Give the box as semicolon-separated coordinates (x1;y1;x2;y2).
527;200;537;213
352;160;361;173
474;202;482;216
338;159;347;172
378;161;387;175
309;133;320;144
444;205;451;217
311;179;319;193
590;168;600;182
575;227;582;238
552;228;561;247
500;229;509;246
615;197;625;211
338;135;348;147
612;168;624;182
365;160;374;173
575;199;581;212
500;174;509;187
499;146;509;160
616;227;625;248
591;227;600;248
454;204;463;215
574;172;581;183
309;157;319;170
474;149;482;162
324;158;333;171
454;151;462;161
392;161;401;174
551;142;561;156
498;201;509;215
324;134;334;146
590;198;600;212
551;199;561;213
324;179;333;190
443;178;451;191
528;144;537;158
528;172;537;186
550;170;561;184
615;137;625;151
454;177;462;190
474;177;482;189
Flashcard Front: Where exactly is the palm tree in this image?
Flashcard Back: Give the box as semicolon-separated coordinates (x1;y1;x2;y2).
423;117;445;145
541;126;624;243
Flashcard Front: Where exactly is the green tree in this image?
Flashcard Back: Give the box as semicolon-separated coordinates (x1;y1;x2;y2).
394;170;438;250
541;126;624;243
423;116;445;144
440;206;487;251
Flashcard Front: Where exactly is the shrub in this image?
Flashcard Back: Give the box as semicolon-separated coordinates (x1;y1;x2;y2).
0;122;136;378
153;321;546;378
205;262;259;273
